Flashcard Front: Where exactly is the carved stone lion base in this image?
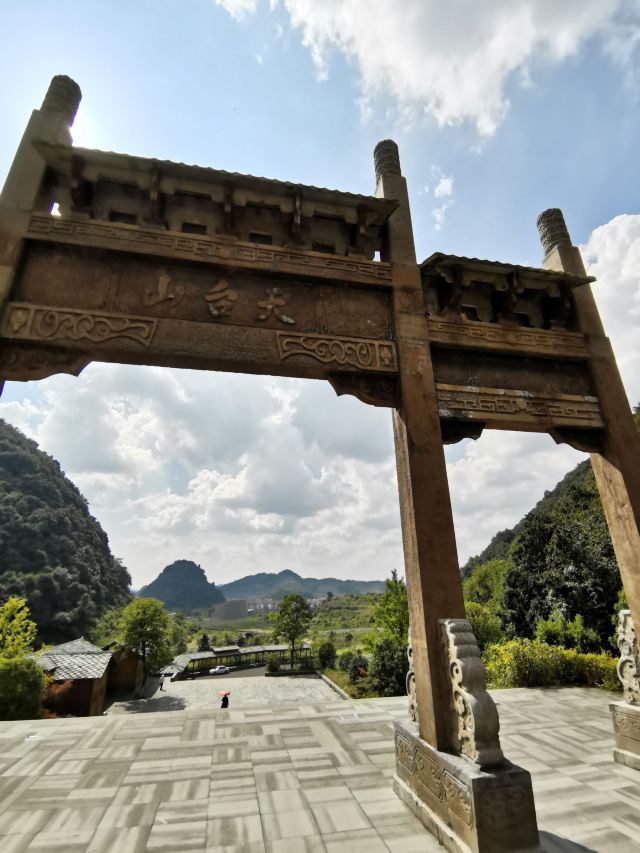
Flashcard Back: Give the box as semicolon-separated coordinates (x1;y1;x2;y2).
611;701;640;770
393;721;541;853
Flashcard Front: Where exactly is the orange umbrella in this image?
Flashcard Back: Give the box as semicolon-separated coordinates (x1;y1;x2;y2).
218;690;231;696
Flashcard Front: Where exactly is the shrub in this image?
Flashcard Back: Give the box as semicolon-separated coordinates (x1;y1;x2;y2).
368;638;407;697
534;611;600;653
0;656;46;720
465;602;504;651
338;651;355;673
483;639;620;691
266;658;280;673
348;654;368;684
317;641;337;670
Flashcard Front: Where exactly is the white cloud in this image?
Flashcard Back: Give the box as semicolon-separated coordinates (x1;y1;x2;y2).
223;0;638;135
215;0;257;20
433;175;453;199
425;165;455;229
582;213;640;406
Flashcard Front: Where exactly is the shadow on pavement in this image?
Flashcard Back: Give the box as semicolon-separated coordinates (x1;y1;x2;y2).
539;831;597;852
109;694;188;713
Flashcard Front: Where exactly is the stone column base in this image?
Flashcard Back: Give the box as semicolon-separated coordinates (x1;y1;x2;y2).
393;721;541;853
610;701;640;770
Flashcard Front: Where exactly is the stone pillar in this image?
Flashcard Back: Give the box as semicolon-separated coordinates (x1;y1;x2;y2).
379;140;540;852
537;209;640;767
0;75;81;398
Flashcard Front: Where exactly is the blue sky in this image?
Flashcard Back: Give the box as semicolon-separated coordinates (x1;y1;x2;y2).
1;1;639;587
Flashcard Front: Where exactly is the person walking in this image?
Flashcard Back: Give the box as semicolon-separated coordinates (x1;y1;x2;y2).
220;694;229;709
159;674;165;692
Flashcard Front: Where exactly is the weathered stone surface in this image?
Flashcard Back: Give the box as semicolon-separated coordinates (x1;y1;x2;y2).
394;720;540;853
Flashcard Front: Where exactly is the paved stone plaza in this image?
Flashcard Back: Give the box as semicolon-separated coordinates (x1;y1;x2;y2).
1;686;639;852
106;673;338;715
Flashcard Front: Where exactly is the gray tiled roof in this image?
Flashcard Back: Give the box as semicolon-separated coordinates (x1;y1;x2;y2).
38;638;112;681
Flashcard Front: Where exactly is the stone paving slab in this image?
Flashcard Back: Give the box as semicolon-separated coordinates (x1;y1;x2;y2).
107;674;338;715
0;687;639;851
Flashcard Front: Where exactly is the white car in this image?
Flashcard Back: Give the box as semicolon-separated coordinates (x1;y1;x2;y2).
209;665;230;675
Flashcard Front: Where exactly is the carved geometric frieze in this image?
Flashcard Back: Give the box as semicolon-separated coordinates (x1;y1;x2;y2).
415;746;442;801
440;618;504;769
617;610;640;705
2;303;157;348
0;343;90;381
612;706;640;743
443;770;474;828
437;384;603;429
277;332;397;372
427;318;589;360
395;731;416;773
27;214;393;285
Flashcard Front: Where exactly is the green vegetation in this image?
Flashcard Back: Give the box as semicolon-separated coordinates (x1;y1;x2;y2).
0;597;45;721
0;419;131;642
0;656;46;720
0;596;37;657
311;594;376;631
270;593;313;668
459;412;640;691
118;598;174;676
484;640;618;691
138;560;225;612
502;467;620;644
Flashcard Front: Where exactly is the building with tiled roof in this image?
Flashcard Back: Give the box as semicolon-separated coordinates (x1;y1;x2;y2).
37;638;113;716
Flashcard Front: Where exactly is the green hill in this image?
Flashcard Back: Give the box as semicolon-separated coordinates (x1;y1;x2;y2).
461;460;591;578
0;418;131;642
219;569;386;601
139;560;225;612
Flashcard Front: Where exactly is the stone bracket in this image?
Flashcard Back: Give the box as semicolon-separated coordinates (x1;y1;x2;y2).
440;618;504;769
616;609;640;704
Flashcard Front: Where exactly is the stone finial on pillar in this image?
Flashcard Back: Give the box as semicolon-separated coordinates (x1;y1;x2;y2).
536;207;572;257
41;75;82;126
440;618;504;768
374;139;401;183
617;609;640;704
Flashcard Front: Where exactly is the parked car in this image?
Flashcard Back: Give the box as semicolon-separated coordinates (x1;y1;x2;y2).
209;665;230;675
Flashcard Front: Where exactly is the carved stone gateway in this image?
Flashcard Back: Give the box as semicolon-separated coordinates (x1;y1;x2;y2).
2;76;640;852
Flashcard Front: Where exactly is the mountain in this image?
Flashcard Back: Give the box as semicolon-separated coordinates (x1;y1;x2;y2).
461;460;591;578
219;569;386;600
139;560;225;611
0;418;131;643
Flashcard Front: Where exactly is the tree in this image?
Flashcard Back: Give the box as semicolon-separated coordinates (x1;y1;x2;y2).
373;570;409;644
502;471;620;645
368;638;407;696
348;653;368;684
345;631;354;648
463;560;508;612
465;602;504;651
317;640;336;670
0;656;46;720
197;633;211;652
270;593;312;669
326;591;334;601
118;598;172;677
0;596;37;657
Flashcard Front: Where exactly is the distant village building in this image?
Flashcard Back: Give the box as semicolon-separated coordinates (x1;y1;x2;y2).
38;639;112;716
